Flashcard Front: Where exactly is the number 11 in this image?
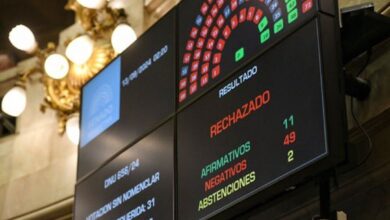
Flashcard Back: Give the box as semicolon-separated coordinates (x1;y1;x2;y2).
283;115;295;129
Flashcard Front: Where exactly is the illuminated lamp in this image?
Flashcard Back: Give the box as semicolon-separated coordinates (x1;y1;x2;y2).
1;86;27;117
44;54;70;79
66;35;94;65
76;0;106;9
111;23;137;54
66;114;80;145
8;25;37;53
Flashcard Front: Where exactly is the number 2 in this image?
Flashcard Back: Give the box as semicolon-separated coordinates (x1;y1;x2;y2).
288;150;294;163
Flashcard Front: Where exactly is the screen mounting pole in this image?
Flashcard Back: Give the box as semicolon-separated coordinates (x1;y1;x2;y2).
319;173;331;219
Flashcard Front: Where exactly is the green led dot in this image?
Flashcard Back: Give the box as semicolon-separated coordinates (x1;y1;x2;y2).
260;29;270;44
258;17;268;32
288;8;298;24
287;0;297;13
274;19;284;34
235;47;245;62
284;0;291;3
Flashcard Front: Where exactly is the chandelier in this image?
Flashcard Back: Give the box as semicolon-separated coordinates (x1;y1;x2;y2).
1;0;137;144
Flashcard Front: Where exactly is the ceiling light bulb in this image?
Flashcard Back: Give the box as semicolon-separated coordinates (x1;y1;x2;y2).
108;0;125;9
66;35;94;65
66;114;80;146
1;86;27;117
111;23;137;54
77;0;106;9
44;54;69;79
8;25;37;53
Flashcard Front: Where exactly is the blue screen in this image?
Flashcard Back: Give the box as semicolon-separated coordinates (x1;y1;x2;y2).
80;58;121;148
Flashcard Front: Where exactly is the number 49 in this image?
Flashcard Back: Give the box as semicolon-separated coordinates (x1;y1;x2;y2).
284;131;296;145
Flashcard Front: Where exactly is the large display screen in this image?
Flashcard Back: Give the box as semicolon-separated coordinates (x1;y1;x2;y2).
76;0;344;219
178;19;328;219
177;0;317;106
78;9;176;179
75;120;174;220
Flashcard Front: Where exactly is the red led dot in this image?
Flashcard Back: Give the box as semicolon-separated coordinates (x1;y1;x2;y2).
186;40;195;51
216;39;226;51
213;53;222;64
190;72;198;83
196;38;205;49
193;49;202;60
211;5;219;17
201;2;209;15
211;26;220;38
302;0;313;13
201;74;209;87
191;61;199;72
190;82;198;95
201;63;210;74
206;39;215;50
179;90;187;102
203;51;212;62
179;78;187;90
253;9;263;24
216;0;224;8
212;66;221;78
200;26;209;38
183;53;191;64
231;15;238;30
247;7;255;21
223;26;231;39
230;0;238;11
239;8;247;23
217;15;225;28
205;15;213;27
190;27;199;39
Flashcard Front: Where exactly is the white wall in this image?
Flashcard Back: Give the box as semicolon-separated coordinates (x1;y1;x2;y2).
0;65;77;219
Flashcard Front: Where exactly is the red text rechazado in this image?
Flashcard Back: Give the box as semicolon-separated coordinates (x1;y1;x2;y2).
210;89;271;138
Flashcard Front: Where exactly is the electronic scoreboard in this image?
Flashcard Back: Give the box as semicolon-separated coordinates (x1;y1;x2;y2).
76;0;345;219
178;19;333;219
